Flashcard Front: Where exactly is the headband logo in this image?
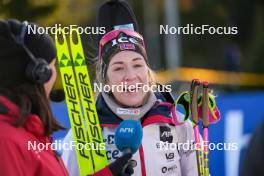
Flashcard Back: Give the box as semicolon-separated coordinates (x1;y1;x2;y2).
119;43;136;50
111;36;138;46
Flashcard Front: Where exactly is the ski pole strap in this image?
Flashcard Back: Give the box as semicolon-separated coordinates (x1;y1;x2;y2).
198;93;220;125
175;91;190;122
175;91;221;125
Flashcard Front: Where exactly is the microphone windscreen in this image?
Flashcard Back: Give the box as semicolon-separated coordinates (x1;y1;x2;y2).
115;120;143;154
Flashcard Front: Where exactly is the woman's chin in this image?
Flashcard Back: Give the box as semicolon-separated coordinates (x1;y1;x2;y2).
120;92;145;107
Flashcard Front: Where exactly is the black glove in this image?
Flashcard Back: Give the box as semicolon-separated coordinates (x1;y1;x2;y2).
109;153;137;176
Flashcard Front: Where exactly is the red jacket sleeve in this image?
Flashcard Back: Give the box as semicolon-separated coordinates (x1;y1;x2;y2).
0;140;32;176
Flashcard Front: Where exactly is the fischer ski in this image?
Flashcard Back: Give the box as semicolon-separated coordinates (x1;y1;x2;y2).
55;29;108;176
69;28;108;172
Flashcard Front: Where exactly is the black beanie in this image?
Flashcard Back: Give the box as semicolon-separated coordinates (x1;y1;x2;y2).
0;19;56;88
96;0;139;41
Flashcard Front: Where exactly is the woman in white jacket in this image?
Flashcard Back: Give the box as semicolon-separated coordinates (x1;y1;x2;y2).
62;29;198;176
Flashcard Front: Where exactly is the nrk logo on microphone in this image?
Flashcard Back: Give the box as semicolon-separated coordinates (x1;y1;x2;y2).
159;126;173;143
119;127;134;133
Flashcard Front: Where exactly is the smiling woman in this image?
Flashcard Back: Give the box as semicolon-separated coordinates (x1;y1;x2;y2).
62;29;199;176
106;51;149;107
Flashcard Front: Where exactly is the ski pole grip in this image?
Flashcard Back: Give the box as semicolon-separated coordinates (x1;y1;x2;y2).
202;81;209;127
190;79;200;124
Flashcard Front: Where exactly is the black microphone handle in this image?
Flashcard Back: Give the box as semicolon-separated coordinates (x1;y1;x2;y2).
121;148;137;176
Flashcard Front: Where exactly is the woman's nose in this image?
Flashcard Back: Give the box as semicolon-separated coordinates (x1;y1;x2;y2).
124;67;137;82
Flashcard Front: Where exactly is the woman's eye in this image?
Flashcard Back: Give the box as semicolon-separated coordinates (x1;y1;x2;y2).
134;64;143;68
113;67;123;71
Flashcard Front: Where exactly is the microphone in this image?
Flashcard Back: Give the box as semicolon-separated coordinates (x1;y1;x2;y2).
115;120;143;155
115;120;143;175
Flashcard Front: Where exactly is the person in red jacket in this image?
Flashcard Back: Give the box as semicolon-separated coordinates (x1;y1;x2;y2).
0;19;68;176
